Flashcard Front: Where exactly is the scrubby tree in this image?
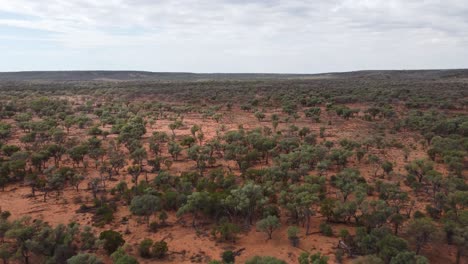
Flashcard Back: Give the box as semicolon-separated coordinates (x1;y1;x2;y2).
168;141;182;161
127;165;142;187
287;226;300;247
99;230;125;255
168;120;183;137
67;253;103;264
139;238;153;258
405;159;434;183
110;247;138;264
177;191;214;228
222;250;235;263
279;183;319;235
212;218;240;243
254;111;266;122
381;161;393;176
109;150;126;174
331;168;365;202
298;252;329;264
130;194;161;225
68;144;88;167
390;251;428;264
80;226;97;250
406;217;438;254
224;183;267;225
256;215;281;240
152;240;168;259
453;226;468;264
246;256;287;264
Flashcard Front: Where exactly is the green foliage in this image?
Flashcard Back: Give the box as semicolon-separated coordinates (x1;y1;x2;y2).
1;145;20;156
279;182;320;234
111;247;139;264
254;111;266;121
376;234;408;263
381;161;393;175
152;240;168;259
130;194;161;224
118;116;146;144
168;141;182;160
177;191;221;227
453;226;468;264
287;226;300;247
80;226;97;250
406;217;438;254
139;238;153;258
245;256;287;264
298;252;329;264
212;219;241;242
319;222;333;236
331;168;366;202
94;203;115;227
67;253;103;264
405;159;434;185
222;250;235;263
353;255;384;264
256;215;281;240
389;251;428;264
99;230;125;255
224;182;267;225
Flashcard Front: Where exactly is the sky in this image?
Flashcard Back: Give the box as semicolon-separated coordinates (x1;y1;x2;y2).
0;0;467;73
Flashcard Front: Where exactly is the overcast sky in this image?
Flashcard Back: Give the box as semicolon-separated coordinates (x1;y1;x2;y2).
0;0;467;73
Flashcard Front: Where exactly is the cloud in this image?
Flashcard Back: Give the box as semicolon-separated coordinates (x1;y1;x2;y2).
0;0;467;72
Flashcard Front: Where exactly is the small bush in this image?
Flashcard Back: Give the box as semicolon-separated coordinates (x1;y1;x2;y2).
99;230;125;255
287;226;300;247
222;250;235;263
413;211;425;219
319;222;333;236
335;248;344;263
152;240;168;259
139;238;153;258
149;221;158;233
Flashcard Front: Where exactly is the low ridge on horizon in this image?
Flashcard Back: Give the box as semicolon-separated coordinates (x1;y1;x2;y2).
1;69;468;82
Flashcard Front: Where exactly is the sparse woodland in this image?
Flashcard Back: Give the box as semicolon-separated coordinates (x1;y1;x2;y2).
0;73;466;264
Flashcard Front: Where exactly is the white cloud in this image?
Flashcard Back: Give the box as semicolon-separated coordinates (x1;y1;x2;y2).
0;0;467;72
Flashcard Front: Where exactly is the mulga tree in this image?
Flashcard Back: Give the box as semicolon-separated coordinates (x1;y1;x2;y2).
223;182;267;226
118;116;147;149
68;144;88;168
127;165;142;187
177;191;217;228
331;168;366;202
5;217;37;264
168;141;182;161
187;145;212;176
108;149;126;175
279;182;320;235
256;215;281;240
130;194;162;225
453;226;468;264
405;159;434;184
406;217;438;255
130;147;147;167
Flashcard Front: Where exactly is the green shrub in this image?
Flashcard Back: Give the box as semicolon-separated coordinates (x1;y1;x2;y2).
319;222;333;236
287;226;300;247
221;250;235;263
246;256;287;264
149;221;158;233
99;230;125;255
67;253;103;264
139;238;153;258
152;240;168;259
